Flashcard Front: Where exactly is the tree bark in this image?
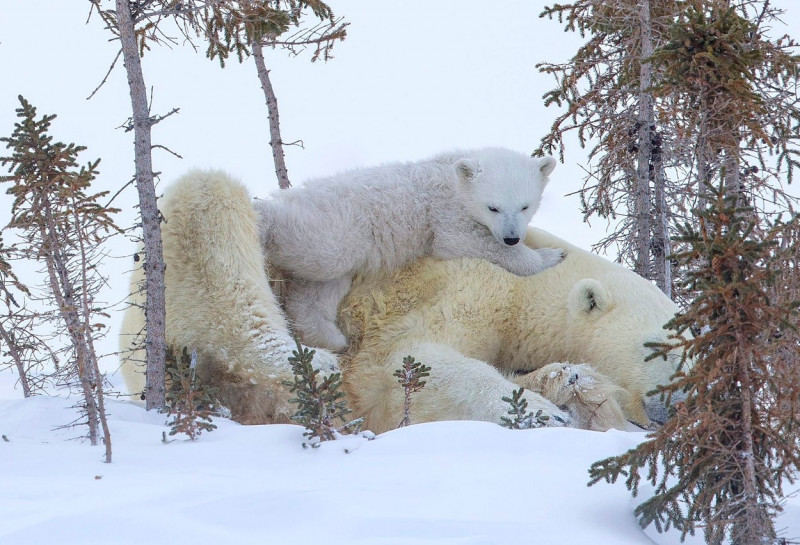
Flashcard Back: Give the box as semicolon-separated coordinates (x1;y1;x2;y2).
731;347;772;544
72;207;113;463
634;0;655;281
253;42;292;189
652;162;672;298
40;208;100;445
0;322;32;398
116;0;166;411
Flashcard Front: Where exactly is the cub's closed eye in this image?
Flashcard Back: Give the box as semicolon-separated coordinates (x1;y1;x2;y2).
488;206;499;213
521;205;529;211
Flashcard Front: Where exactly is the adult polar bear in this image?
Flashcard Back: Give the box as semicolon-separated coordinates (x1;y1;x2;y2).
119;165;686;431
255;147;564;351
339;228;685;432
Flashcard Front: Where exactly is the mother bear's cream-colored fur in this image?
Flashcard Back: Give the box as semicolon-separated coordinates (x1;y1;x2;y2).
119;170;685;431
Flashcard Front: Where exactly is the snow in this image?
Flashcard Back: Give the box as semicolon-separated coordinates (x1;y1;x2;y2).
2;388;799;544
2;1;800;544
0;393;679;545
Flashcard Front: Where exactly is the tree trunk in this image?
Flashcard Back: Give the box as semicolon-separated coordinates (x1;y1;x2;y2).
731;348;773;544
0;323;32;397
253;42;292;189
40;211;100;445
115;0;166;411
695;96;713;215
73;209;113;463
642;0;672;298
634;0;655;280
652;162;672;298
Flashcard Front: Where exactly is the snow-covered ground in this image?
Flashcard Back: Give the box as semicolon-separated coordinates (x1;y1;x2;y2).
2;384;799;545
0;392;707;545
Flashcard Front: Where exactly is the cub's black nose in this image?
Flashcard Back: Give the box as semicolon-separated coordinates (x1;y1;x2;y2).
503;237;520;246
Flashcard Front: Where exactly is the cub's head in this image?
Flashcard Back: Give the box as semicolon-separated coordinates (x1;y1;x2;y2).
454;149;556;246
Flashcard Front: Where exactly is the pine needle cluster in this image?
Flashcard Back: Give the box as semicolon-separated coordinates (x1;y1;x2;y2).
164;347;218;441
500;387;551;430
393;355;431;428
283;341;362;447
92;1;348;67
588;181;800;545
196;0;348;66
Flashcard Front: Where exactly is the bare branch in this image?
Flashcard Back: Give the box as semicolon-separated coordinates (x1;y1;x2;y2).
87;49;123;101
151;143;183;159
150;107;180;126
104;177;135;209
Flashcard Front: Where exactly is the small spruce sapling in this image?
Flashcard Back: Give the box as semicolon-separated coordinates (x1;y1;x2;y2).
393;355;431;428
283;341;362;448
164;347;217;441
1;96;117;461
500;387;551;429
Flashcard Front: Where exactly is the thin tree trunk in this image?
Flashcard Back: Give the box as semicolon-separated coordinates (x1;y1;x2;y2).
642;0;671;298
696;100;713;219
253;41;292;189
73;210;113;463
652;162;672;298
116;0;167;411
731;347;772;544
40;211;100;445
0;323;32;397
634;0;655;280
724;149;746;208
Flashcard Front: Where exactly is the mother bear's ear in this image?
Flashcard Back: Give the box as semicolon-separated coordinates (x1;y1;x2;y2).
568;278;613;316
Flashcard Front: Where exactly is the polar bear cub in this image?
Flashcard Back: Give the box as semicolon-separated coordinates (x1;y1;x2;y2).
255;147;563;351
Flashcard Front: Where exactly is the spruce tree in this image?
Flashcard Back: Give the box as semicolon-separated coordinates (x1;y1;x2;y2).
393;355;431;428
1;96;118;462
588;181;800;545
538;0;800;300
164;347;218;441
537;0;677;293
500;387;551;430
195;0;348;189
283;341;361;447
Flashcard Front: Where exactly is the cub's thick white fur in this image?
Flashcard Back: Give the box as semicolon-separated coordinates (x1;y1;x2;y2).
254;147;562;351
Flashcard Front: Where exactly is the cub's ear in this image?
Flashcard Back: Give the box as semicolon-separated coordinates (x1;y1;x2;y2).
568;278;612;316
454;158;481;185
537;156;557;178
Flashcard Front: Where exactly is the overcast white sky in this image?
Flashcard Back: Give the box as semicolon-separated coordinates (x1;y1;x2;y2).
1;1;799;376
2;1;799;242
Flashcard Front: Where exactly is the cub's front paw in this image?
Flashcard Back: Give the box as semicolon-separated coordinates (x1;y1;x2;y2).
536;247;566;270
504;247;566;276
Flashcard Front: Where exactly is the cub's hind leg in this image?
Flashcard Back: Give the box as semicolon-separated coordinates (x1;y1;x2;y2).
284;276;353;352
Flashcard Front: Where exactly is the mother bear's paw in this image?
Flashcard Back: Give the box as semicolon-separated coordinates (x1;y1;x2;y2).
514;363;629;431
